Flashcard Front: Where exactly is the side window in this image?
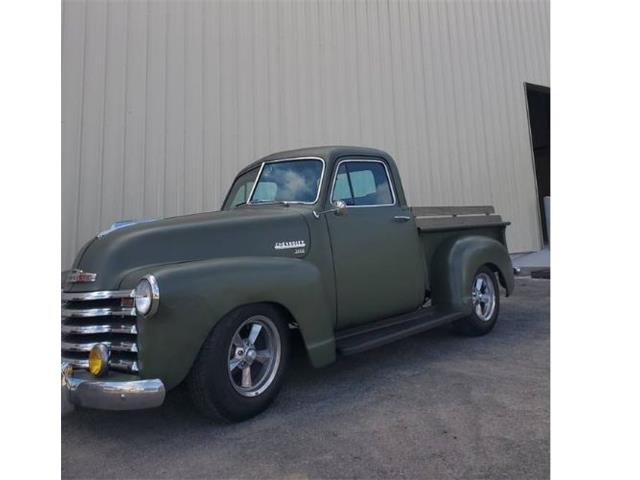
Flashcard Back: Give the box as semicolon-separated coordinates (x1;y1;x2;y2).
222;168;258;209
229;183;252;207
331;161;394;206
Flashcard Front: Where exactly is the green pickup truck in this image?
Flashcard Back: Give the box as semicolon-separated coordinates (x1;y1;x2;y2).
62;146;514;422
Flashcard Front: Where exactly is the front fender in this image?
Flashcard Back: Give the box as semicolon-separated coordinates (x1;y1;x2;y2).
120;257;335;390
430;236;514;314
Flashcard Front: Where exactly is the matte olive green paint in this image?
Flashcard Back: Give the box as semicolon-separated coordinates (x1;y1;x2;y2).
120;257;335;389
326;205;425;327
418;226;509;292
429;235;514;312
67;146;514;392
68;207;310;293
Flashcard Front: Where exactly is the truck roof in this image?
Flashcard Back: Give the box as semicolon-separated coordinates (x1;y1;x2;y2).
238;145;393;175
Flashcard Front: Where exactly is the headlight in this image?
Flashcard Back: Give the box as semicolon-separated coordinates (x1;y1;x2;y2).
134;275;160;317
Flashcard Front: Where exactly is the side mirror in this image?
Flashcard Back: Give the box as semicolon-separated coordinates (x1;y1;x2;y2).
333;200;347;216
313;200;348;219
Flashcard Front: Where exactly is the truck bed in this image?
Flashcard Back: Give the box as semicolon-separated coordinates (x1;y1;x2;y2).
412;206;511;292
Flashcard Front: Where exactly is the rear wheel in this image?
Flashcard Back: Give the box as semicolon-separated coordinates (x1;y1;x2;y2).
187;304;290;422
452;266;500;336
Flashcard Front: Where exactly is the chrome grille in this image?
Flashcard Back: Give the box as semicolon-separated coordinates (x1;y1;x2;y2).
61;289;139;373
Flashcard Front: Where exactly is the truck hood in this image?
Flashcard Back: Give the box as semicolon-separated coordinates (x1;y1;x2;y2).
67;207;311;292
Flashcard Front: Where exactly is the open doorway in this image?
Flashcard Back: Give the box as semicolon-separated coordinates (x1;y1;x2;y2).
525;83;550;245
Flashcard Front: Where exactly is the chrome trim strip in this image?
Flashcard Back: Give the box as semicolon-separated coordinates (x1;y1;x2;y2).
61;307;136;318
247;156;326;205
329;158;397;208
62;341;138;353
112;341;138;352
61;323;138;335
62;357;139;373
62;357;89;368
61;289;135;301
61;341;98;352
110;359;139;373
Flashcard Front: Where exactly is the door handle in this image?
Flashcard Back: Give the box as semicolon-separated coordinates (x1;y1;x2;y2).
393;215;411;222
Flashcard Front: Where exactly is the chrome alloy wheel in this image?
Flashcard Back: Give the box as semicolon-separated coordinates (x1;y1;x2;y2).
227;315;281;397
471;272;497;322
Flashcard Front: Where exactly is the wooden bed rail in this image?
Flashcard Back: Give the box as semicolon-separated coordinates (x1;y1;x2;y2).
410;206;495;217
411;206;508;232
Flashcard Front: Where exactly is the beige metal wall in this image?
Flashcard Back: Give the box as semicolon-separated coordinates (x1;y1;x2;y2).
62;0;550;269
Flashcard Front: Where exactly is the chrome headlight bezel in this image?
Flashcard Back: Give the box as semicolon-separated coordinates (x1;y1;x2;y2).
134;274;160;318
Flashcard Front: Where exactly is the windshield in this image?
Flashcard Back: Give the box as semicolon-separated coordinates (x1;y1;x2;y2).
222;168;259;210
249;159;324;204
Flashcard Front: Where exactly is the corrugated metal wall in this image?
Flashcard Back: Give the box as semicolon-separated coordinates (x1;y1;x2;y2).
62;0;550;269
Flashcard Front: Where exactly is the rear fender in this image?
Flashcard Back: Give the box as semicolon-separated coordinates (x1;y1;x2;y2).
429;236;514;314
120;257;335;390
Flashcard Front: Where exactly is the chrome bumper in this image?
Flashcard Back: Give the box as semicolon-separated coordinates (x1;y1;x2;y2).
61;362;165;413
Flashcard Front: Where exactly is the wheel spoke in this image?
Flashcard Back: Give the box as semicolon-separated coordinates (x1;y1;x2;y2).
241;366;252;388
248;323;263;344
474;277;483;294
255;349;271;364
232;333;244;348
229;357;241;371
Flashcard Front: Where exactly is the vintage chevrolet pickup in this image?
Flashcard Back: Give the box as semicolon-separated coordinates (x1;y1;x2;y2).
61;146;514;422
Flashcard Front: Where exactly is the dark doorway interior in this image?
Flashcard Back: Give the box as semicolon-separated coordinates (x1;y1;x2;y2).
525;84;550;245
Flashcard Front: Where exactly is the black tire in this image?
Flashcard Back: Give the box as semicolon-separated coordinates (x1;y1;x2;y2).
187;303;290;423
452;265;500;336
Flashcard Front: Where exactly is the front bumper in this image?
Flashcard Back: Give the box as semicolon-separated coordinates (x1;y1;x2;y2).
61;362;165;413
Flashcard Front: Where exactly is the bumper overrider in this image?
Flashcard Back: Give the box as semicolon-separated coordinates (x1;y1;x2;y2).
62;362;165;413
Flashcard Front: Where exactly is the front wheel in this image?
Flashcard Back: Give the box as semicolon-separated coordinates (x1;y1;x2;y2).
187;304;290;422
452;266;500;336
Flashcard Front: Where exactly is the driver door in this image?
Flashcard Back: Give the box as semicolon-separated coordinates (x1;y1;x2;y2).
325;158;425;329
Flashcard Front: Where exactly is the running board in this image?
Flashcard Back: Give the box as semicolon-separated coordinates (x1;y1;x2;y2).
335;306;466;356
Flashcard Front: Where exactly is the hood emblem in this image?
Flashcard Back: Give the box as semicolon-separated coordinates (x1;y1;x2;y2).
65;269;97;284
274;240;306;251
